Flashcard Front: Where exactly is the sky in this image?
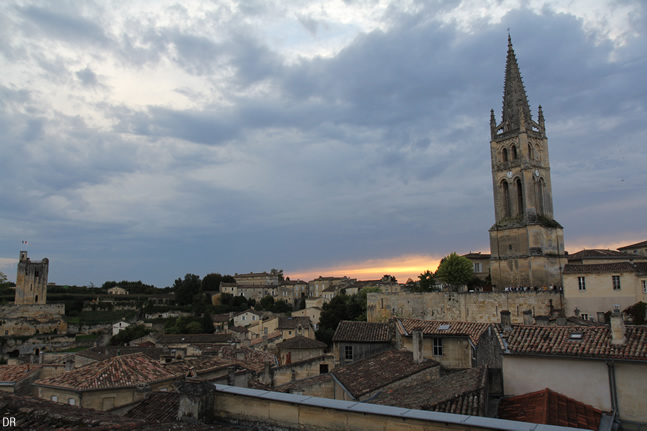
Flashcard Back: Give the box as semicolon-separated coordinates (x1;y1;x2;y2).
1;0;646;288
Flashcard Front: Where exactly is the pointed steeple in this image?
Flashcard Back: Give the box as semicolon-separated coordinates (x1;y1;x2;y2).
501;35;532;132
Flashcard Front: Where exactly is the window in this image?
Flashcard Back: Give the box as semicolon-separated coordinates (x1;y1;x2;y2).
51;395;58;402
433;338;443;356
580;313;589;321
578;277;586;291
345;345;353;360
241;315;246;321
473;263;482;272
643;280;646;294
612;276;621;290
68;398;76;406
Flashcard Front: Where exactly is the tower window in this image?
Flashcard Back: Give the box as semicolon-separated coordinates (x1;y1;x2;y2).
502;148;508;163
528;143;534;160
578;277;586;290
512;146;518;159
502;182;511;217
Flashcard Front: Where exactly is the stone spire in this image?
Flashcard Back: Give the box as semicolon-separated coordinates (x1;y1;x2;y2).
501;35;532;132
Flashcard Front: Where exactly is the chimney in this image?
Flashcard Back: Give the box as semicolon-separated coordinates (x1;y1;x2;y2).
412;328;424;364
262;335;268;348
260;360;272;386
65;358;75;371
522;310;533;325
500;310;512;332
610;305;626;345
177;380;215;424
227;366;235;386
535;315;549;326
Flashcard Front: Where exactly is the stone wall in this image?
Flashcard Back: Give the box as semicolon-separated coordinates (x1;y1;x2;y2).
0;304;67;336
367;291;563;324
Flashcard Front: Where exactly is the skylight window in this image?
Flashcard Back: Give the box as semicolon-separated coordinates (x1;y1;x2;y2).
569;332;583;340
438;324;450;330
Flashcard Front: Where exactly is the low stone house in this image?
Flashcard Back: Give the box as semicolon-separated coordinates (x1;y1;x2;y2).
275;335;327;365
332;321;392;366
107;287;128;295
277;316;314;340
292;307;322;330
271;354;335;387
394;318;499;369
369;366;490;416
232;309;264;327
331;349;440;401
112;320;131;336
0;364;44;395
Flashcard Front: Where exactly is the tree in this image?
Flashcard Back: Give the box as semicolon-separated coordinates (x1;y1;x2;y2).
202;273;223;292
110;324;151;346
173;274;202;306
413;270;438;292
270;268;285;282
382;274;397;282
222;275;236;283
435;252;474;292
0;271;9;287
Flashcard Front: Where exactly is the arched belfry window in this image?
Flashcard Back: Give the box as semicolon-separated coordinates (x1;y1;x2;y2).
528;143;534;160
512;146;518;160
502;148;508;163
515;178;523;216
502;181;511;218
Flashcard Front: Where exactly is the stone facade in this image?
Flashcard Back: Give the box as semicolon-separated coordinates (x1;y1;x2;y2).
15;251;48;305
367;291;563;324
488;37;565;288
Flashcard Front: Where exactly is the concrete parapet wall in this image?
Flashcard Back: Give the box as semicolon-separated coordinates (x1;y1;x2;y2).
367;291;563;324
212;384;575;431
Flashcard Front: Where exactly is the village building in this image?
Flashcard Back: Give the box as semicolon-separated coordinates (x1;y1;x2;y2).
330;349;440;401
107;286;128;295
234;271;280;286
369;366;491;417
394;318;499;370
331;321;392;366
275;335;327;365
462;252;492;282
496;308;647;425
307;276;354;298
291;306;322;330
276;316;314;340
617;240;647;257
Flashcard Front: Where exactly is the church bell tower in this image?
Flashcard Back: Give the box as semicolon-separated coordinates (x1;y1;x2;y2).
488;36;565;288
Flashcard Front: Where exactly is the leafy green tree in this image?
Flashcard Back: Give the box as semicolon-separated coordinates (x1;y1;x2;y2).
435;252;474;291
259;295;275;311
0;271;10;287
173;274;202;306
202;273;223;292
185;321;204;334
413;270;438;292
222;275;236;283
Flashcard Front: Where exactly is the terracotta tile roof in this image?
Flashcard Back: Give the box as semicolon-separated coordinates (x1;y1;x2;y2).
196;345;277;373
499;325;647;360
276;336;327;350
562;262;638;274
332;349;439;398
397;318;491;345
618;240;647;250
277;316;311;329
233;309;264;317
370;367;488;416
0;364;42;383
567;248;636;260
274;373;334;393
332;321;391;343
35;353;176;390
156;334;233;344
249;330;282;346
498;388;602;430
76;346;164;361
462;252;491;259
162;355;234;377
125;391;180;423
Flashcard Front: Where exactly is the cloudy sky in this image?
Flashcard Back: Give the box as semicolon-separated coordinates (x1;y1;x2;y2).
1;0;645;288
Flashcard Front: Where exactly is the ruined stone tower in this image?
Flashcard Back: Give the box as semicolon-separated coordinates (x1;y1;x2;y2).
15;251;49;305
488;36;565;287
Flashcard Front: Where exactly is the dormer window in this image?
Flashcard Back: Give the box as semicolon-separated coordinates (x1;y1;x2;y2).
569;332;583;340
